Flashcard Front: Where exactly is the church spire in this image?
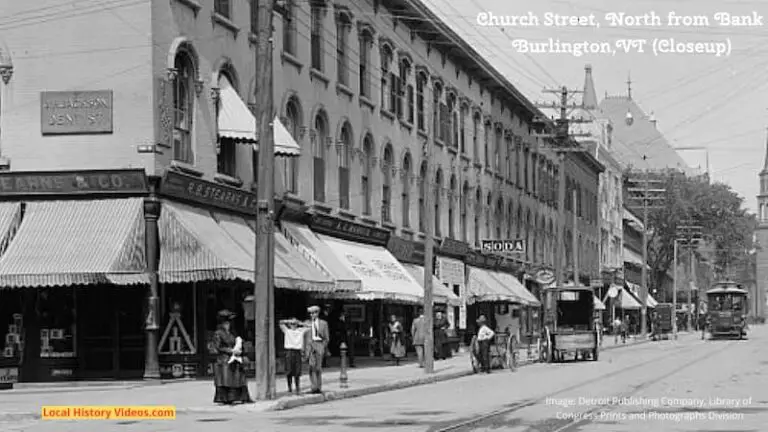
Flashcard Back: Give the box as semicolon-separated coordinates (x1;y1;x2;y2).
582;64;598;110
762;128;768;174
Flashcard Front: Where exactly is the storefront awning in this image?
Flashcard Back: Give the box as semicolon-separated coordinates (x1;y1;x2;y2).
212;212;336;292
646;294;658;308
217;76;300;156
315;233;424;303
623;247;650;269
616;289;642;310
158;201;252;283
281;221;361;291
594;296;607;310
0;199;147;288
466;266;522;305
489;271;541;307
402;263;460;306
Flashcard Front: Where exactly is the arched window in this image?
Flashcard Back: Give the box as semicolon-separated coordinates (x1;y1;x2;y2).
506;133;514;183
402;153;412;227
217;68;238;177
359;29;373;98
433;82;443;141
338;122;352;209
361;135;373;215
494;125;503;174
310;0;324;71
282;0;296;55
173;49;195;164
525;210;532;262
381;45;394;114
382;144;394;222
495;198;503;239
312;111;328;202
280;97;302;193
516;142;522;185
460;104;468;154
486;193;492;238
448;175;457;238
335;11;351;86
483;120;491;167
434;168;443;236
516;206;523;238
474;187;482;246
397;57;411;121
447;92;457;148
461;181;469;241
524;147;530;193
419;161;428;232
472;112;481;163
507;202;514;240
416;71;427;131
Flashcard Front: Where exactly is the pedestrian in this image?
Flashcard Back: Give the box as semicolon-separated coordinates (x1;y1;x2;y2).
279;318;307;395
338;312;355;367
621;314;629;343
411;308;426;367
388;315;406;366
434;310;449;360
303;305;329;394
212;310;252;405
612;316;622;344
476;315;494;373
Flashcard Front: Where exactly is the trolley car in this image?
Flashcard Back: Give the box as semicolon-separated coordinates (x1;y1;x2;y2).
540;284;599;362
703;281;748;340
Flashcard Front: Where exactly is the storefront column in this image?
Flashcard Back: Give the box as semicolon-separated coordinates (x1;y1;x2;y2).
143;178;162;379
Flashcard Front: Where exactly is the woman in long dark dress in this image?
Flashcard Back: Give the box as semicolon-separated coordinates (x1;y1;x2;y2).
212;310;252;405
433;311;449;360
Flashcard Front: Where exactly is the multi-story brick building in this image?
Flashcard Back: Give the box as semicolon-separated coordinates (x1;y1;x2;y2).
0;0;597;382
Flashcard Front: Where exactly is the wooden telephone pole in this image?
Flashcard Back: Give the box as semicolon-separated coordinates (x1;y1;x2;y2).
676;222;703;331
534;86;591;322
254;0;276;401
625;167;665;338
422;90;436;375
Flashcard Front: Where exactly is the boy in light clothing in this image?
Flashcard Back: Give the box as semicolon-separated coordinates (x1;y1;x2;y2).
476;315;495;374
279;318;307;395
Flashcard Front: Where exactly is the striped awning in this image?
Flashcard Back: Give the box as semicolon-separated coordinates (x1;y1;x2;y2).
0;199;147;288
315;233;424;304
489;271;541;307
402;263;460;306
281;221;361;291
217;76;300;157
466;266;522;305
212;212;335;292
158;201;252;283
594;296;607;310
617;289;642;310
623;247;650;269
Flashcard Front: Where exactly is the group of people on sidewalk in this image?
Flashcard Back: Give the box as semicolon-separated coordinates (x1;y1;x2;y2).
408;308;452;367
210;305;331;404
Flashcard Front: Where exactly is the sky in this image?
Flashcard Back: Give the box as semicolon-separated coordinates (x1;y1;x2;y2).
425;0;768;214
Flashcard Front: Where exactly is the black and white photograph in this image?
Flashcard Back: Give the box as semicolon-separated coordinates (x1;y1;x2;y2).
0;0;767;430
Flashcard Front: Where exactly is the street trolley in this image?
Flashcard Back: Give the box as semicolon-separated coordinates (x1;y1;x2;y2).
540;284;599;362
469;332;518;372
703;281;748;340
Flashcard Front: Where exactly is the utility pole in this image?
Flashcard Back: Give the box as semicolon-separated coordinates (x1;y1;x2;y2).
676;222;703;332
534;86;590;324
254;0;276;401
422;87;436;375
672;239;678;338
572;189;579;284
625;166;665;338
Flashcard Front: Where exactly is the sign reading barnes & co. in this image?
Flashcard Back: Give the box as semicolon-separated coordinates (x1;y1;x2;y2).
41;90;113;135
159;170;258;215
310;213;390;247
0;169;148;197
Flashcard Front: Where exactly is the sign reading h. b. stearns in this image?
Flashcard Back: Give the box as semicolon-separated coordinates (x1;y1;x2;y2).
481;239;525;253
41;90;113;134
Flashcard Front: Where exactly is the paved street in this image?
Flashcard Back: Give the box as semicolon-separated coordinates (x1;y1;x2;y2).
3;328;752;432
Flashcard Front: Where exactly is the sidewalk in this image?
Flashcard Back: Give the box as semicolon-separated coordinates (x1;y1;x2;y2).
0;332;674;421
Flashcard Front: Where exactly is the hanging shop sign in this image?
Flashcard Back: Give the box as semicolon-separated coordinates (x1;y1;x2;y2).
438;238;470;259
481;239;525;254
535;269;555;285
159;170;258;215
309;213;390;247
0;169;148;197
41;90;113;135
465;250;500;270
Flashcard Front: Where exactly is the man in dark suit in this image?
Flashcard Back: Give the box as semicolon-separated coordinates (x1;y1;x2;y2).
303;305;329;394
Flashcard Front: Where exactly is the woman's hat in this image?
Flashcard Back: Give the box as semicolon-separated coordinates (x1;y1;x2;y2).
307;305;320;313
476;315;487;324
217;309;236;320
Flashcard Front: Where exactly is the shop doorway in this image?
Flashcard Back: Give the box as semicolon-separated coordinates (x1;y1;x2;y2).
79;287;145;379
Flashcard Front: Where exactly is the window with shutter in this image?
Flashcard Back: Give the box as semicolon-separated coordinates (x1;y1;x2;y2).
396;76;404;119
439;103;448;142
389;72;397;114
407;85;414;124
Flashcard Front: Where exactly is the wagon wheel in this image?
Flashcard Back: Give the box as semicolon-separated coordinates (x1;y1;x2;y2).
469;336;480;373
505;334;518;371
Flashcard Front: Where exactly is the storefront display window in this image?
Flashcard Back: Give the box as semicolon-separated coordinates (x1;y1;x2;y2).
37;289;76;358
1;292;23;361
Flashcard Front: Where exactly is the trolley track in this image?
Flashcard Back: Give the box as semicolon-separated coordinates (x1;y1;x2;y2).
433;338;736;432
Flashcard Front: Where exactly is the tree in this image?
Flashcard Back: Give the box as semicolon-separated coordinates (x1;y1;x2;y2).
624;170;756;295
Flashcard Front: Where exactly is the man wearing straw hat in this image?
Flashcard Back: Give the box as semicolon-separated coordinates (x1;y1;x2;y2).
476;315;494;374
303;305;329;394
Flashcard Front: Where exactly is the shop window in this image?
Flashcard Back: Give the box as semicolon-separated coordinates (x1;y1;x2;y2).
37;289;76;358
1;292;23;361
